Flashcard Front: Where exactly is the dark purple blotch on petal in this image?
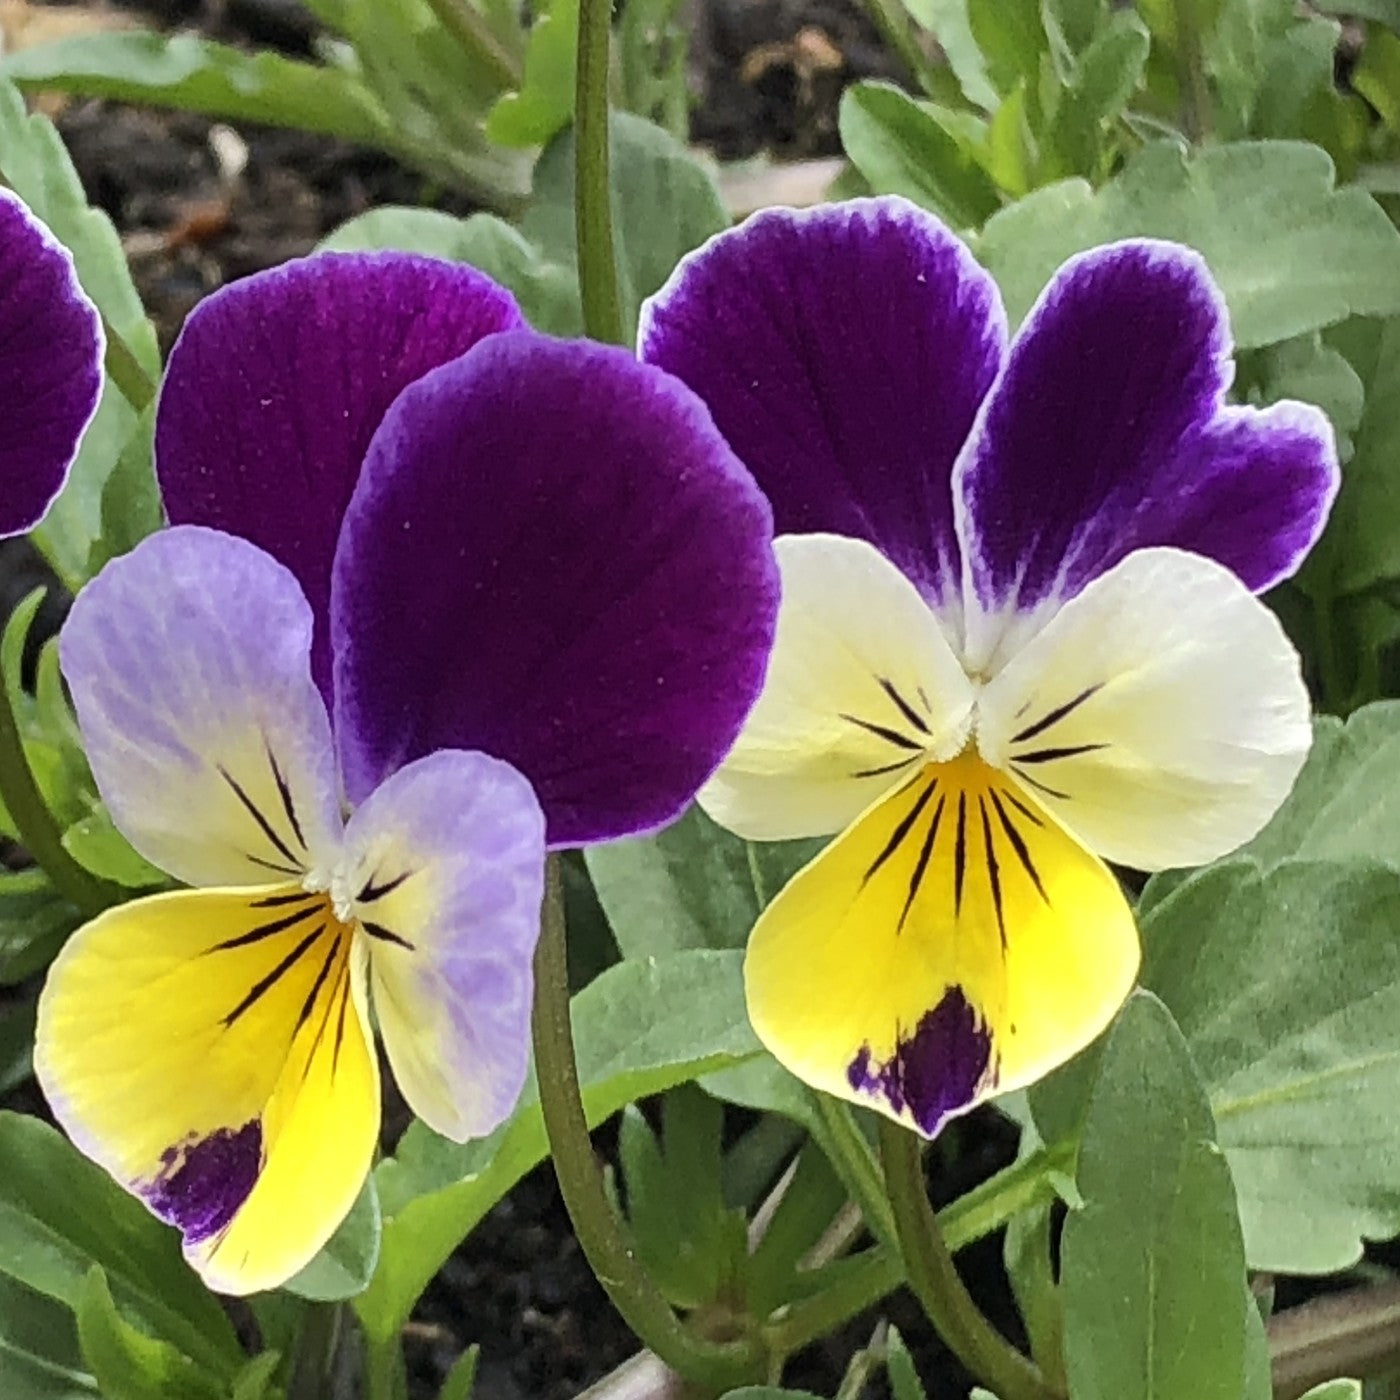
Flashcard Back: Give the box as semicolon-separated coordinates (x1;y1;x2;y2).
156;252;525;698
959;240;1339;615
0;189;103;537
847;987;993;1137
144;1121;262;1244
331;330;779;848
641;197;1006;607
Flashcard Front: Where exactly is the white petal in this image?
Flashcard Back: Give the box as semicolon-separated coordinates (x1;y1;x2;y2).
699;533;976;841
977;547;1312;870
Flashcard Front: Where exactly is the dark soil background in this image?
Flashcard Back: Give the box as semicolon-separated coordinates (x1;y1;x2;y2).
4;2;1010;1396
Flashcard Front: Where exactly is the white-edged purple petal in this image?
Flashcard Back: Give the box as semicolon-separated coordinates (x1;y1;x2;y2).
640;197;1007;611
331;330;779;849
956;240;1339;672
60;526;342;887
343;749;545;1142
0;188;103;537
155;252;525;697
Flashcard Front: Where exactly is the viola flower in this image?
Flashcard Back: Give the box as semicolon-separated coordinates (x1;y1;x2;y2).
35;254;779;1293
0;188;103;535
640;197;1337;1137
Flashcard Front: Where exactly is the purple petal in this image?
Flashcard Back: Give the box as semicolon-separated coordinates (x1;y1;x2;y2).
331;331;779;848
639;197;1006;609
957;240;1339;664
60;526;342;888
0;189;103;537
344;749;545;1141
156;252;525;696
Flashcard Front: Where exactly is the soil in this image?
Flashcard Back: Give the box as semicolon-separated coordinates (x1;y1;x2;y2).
5;2;1001;1397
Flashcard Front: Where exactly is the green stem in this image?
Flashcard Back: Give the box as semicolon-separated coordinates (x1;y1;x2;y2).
532;856;767;1388
766;1143;1070;1359
99;312;158;413
422;0;522;93
812;1093;897;1248
0;665;119;917
879;1119;1062;1400
287;1302;344;1400
574;0;626;345
1172;0;1211;143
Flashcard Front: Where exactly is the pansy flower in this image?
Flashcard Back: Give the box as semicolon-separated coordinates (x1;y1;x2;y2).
640;197;1336;1137
35;253;779;1293
0;188;103;536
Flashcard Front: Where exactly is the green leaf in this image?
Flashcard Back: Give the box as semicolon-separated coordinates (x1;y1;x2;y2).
1142;859;1400;1271
0;868;81;986
1244;331;1365;461
968;0;1047;96
321;206;582;336
284;1175;381;1301
1314;0;1400;33
0;1114;242;1378
61;812;166;890
1355;26;1400;132
356;949;760;1343
1061;993;1248;1400
839;83;1001;227
522;112;729;341
1299;1383;1362;1400
976;141;1400;346
0;1273;97;1399
229;1352;283;1400
0;33;393;147
885;1326;929;1400
76;1269;223;1400
1313;316;1400;598
585;802;822;957
88;404;163;576
1042;10;1149;178
485;0;578;146
438;1345;480;1400
895;0;998;108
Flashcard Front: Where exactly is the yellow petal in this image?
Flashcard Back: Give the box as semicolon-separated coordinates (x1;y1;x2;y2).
34;886;380;1295
744;753;1139;1136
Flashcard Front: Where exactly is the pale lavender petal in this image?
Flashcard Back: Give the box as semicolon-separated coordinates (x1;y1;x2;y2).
0;188;103;536
344;749;545;1141
957;240;1338;666
639;197;1006;608
156;252;525;696
60;526;342;887
332;331;779;848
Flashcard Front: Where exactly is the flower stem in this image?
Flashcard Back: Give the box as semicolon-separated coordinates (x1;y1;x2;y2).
811;1093;897;1248
422;0;522;94
0;662;119;917
878;1118;1062;1400
531;855;767;1388
574;0;626;345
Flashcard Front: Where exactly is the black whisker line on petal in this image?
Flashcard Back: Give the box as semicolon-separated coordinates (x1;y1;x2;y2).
250;890;320;909
210;901;324;952
839;713;924;752
1010;684;1102;744
1015;742;1108;765
851;757;918;780
1010;766;1072;802
878;679;931;737
244;852;302;876
863;778;938;886
979;797;1008;950
1002;790;1045;827
358;870;412;904
332;969;352;1076
362;919;417;952
223;927;324;1027
990;790;1048;904
304;942;350;1080
953;793;968;914
295;936;342;1036
266;742;307;855
218;765;302;870
898;795;945;935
